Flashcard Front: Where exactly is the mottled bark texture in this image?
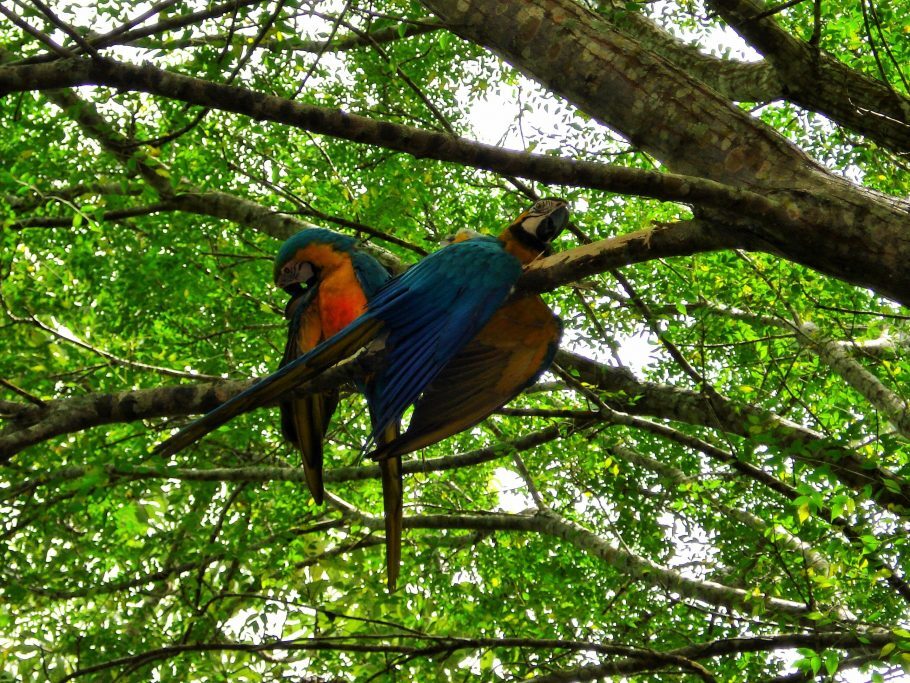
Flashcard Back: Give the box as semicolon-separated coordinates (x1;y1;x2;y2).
1;0;909;505
0;354;366;462
559;350;910;512
415;510;814;618
0;58;792;218
707;0;910;154
419;0;910;304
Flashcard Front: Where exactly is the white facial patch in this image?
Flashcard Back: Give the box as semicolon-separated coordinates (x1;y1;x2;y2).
521;213;546;237
295;261;315;284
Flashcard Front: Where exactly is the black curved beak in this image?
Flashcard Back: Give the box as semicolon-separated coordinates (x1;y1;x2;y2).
538;204;570;252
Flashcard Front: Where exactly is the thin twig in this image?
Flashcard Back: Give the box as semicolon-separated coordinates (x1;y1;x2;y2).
28;0;100;57
0;378;46;408
0;4;69;56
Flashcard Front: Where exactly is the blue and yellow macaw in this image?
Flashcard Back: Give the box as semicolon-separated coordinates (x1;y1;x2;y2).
273;229;404;589
156;199;569;590
367;221;564;463
272;228;391;506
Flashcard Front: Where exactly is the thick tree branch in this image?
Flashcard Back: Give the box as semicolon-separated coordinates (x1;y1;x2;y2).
706;0;910;154
528;630;890;682
418;0;910;306
610;444;832;575
0;223;760;461
3;53;910;302
39;85;173;197
412;511;813;619
0;355;367;462
796;321;910;438
0;57;798;224
521;219;768;291
421;0;817;185
61;627;892;683
56;626;895;683
5;336;909;515
591;2;783;102
557;350;910;513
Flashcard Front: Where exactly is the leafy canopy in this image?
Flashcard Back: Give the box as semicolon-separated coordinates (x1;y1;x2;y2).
1;0;909;681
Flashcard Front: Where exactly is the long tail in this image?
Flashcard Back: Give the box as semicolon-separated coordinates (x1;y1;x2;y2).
155;316;384;458
285;391;338;506
378;421;403;592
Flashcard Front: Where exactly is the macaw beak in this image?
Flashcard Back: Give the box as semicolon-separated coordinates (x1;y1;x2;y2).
283;288;307;318
543;205;570;239
536;203;570;254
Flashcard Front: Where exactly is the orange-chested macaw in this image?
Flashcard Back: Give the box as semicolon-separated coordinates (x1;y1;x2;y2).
264;228;406;590
271;228;392;507
367;218;564;463
158;226;404;588
156;198;569;589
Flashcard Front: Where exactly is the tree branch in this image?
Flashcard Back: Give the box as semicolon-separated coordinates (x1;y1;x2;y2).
13;0;265;64
591;2;783;102
5;48;907;304
557;350;910;513
520;219;766;292
610;444;831;575
0;56;804;225
412;511;815;619
796;321;910;438
4;424;570;496
418;0;910;306
706;0;910;153
130;20;442;55
5;334;909;516
528;630;891;682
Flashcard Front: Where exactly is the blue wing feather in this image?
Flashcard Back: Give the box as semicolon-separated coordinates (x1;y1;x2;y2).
362;237;522;440
158;235;523;458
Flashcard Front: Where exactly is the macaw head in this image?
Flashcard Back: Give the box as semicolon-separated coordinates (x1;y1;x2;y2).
274;228;358;296
503;197;570;262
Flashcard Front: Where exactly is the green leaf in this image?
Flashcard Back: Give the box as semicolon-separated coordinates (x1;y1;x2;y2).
823;650;839;676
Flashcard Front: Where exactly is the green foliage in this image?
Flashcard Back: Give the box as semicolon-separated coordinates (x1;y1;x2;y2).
1;0;908;681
